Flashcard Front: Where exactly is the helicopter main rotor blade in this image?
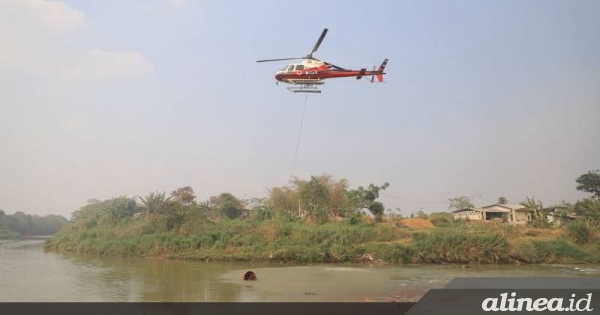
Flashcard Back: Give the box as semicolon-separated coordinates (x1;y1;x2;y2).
256;57;303;63
308;28;328;58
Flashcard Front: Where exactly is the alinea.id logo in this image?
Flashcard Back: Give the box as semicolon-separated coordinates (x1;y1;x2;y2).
482;292;593;312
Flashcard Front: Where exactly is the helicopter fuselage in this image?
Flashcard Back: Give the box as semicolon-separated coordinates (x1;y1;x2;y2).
274;59;383;85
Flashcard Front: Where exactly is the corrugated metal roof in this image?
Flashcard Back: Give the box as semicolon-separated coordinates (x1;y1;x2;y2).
454;204;530;213
452;208;480;213
482;204;526;211
453;207;510;213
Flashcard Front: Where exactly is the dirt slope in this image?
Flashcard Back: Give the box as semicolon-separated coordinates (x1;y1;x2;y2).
399;218;435;229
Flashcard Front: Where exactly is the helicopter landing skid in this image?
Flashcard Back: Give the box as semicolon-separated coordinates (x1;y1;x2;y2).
286;83;323;93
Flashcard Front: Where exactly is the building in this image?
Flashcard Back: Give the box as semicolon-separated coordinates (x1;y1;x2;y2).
452;204;533;225
546;206;577;226
452;208;490;221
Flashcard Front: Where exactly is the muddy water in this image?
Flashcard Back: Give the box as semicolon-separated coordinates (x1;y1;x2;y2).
1;239;599;302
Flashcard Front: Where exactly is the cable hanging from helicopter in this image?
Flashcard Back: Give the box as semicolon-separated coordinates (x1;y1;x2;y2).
256;28;388;93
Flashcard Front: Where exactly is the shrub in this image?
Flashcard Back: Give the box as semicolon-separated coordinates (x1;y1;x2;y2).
567;220;595;245
429;212;453;227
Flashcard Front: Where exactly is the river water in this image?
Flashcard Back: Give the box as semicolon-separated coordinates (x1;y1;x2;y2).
1;238;599;302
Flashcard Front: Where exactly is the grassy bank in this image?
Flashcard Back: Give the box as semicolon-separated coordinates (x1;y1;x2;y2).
0;229;20;240
44;217;600;264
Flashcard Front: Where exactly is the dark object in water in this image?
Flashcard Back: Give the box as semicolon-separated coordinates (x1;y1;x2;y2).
243;271;257;280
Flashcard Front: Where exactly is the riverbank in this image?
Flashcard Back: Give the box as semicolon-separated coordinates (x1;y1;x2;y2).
0;231;55;240
0;230;20;240
44;217;600;264
10;238;600;302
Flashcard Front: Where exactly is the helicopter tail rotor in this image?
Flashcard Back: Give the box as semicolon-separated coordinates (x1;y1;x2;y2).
370;66;376;83
376;59;388;82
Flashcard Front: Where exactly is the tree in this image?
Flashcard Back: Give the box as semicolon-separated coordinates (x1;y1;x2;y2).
170;186;196;206
574;199;600;225
103;196;137;222
198;199;212;211
250;204;275;221
12;212;33;235
0;211;68;236
268;174;351;218
266;186;299;215
448;196;474;211
346;182;389;221
521;196;547;227
313;175;349;217
576;170;600;199
299;176;331;223
139;192;171;219
368;202;385;220
498;196;508;205
211;193;243;219
71;200;103;223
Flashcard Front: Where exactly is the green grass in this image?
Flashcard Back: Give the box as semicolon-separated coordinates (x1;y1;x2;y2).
412;229;509;263
510;238;600;264
44;217;600;264
566;220;597;245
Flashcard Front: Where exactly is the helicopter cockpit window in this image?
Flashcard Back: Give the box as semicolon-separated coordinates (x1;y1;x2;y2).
287;65;295;71
295;65;304;70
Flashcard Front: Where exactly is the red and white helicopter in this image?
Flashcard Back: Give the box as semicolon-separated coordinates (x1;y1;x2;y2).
257;29;388;93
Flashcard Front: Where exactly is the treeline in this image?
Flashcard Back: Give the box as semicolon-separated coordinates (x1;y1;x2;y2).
0;210;69;239
44;175;407;262
43;171;600;264
64;175;390;235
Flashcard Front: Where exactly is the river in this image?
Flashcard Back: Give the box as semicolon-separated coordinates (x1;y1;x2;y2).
1;238;599;302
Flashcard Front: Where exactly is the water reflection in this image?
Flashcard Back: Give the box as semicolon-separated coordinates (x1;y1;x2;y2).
64;255;245;302
2;239;600;302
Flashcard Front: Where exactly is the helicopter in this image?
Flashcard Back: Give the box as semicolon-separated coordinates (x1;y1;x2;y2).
257;29;388;93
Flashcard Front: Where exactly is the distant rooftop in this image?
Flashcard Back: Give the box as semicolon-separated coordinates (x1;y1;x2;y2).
453;203;529;213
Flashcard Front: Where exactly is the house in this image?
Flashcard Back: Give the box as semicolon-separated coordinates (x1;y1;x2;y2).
452;204;533;225
545;206;577;226
483;204;532;225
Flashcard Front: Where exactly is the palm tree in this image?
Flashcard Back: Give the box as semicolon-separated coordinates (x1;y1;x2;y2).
578;199;600;227
198;199;212;211
139;192;170;219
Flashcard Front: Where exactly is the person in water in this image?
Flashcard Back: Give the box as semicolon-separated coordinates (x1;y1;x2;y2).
243;271;257;280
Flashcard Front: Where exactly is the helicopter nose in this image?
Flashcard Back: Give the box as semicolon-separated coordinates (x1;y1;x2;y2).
275;73;283;81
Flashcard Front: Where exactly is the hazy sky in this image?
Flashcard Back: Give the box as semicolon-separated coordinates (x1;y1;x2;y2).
1;0;599;218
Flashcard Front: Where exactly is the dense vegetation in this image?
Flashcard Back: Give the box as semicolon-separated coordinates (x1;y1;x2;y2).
0;210;69;239
44;172;600;264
